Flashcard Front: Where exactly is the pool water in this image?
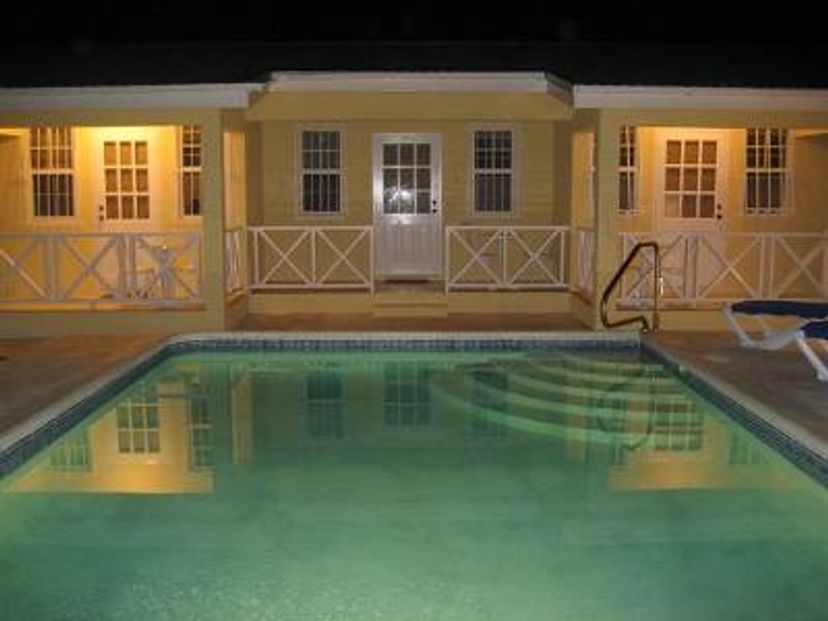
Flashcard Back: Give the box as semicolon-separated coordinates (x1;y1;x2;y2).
1;348;826;620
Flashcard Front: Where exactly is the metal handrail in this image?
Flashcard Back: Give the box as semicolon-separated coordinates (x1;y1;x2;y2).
600;241;661;332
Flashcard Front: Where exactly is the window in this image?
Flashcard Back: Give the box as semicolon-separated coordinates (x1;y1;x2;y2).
745;128;789;215
306;369;344;438
49;429;90;471
473;129;513;213
180;125;202;216
618;125;637;214
30;126;74;217
653;399;703;451
383;362;431;427
300;130;341;213
104;140;150;220
188;396;212;469
116;392;160;453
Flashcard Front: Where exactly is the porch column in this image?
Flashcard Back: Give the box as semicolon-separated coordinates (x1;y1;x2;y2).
201;113;227;328
592;113;622;329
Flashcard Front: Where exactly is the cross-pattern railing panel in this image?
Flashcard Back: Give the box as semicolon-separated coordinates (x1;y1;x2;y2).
0;232;203;306
249;226;373;291
445;226;569;291
618;231;827;307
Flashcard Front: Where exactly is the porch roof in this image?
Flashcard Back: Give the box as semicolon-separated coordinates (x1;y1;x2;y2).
1;42;827;91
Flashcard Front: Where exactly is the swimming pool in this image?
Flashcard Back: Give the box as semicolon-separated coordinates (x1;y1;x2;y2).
1;338;827;620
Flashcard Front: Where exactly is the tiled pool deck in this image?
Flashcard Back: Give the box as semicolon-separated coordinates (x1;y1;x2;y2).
0;313;825;462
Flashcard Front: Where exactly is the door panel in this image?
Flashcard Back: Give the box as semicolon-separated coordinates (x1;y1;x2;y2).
373;134;442;277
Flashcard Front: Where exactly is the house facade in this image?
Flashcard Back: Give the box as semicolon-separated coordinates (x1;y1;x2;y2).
1;71;826;335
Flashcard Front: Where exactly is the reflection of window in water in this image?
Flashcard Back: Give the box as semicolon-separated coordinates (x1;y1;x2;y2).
607;398;629;467
728;432;768;465
188;395;212;468
467;369;507;437
384;362;431;427
49;429;91;471
117;389;160;453
306;369;344;438
653;398;703;451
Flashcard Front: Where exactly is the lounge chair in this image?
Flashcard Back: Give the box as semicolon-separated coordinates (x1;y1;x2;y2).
724;300;828;381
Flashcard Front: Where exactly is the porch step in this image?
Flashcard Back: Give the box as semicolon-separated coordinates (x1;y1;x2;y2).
372;289;448;318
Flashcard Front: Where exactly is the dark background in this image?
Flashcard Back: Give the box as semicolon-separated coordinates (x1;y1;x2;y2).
5;2;826;46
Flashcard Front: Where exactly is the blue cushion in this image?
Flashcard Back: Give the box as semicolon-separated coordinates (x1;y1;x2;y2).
731;300;828;319
803;320;828;340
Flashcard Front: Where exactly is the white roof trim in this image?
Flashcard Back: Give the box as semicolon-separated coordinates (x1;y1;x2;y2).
266;72;562;94
0;83;260;111
574;85;828;110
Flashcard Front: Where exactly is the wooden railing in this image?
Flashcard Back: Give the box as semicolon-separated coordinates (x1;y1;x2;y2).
249;226;374;291
0;231;203;306
618;231;828;307
445;226;569;291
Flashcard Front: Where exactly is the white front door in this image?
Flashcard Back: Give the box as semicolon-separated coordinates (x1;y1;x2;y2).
373;134;442;278
656;129;728;232
655;129;729;296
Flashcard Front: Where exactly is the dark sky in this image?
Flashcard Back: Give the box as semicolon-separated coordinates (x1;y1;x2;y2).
5;2;828;47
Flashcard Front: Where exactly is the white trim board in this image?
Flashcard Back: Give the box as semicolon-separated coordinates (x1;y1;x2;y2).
574;86;828;110
0;84;260;110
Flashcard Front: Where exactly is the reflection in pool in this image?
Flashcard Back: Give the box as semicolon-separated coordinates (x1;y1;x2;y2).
1;349;826;620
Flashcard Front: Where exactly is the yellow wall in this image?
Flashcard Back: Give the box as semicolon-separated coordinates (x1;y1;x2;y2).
257;120;564;227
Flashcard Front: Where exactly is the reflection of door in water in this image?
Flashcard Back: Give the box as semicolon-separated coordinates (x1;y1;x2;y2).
656;130;729;296
373;134;441;278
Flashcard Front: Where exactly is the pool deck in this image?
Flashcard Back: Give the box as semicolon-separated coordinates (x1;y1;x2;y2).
0;313;825;459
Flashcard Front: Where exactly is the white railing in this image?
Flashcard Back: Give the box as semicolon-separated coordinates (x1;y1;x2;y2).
0;231;203;306
618;231;828;307
445;226;569;291
249;226;374;291
576;226;595;299
225;227;244;296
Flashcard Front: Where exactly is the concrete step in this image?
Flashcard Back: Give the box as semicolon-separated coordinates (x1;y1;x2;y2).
371;290;448;318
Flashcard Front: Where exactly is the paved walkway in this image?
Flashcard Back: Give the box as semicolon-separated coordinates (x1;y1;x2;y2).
0;317;825;459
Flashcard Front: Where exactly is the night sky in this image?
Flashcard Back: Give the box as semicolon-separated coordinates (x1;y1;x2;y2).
4;2;827;47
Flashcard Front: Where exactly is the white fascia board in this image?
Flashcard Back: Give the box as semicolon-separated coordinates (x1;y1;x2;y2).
574;85;828;110
266;72;562;94
0;83;261;110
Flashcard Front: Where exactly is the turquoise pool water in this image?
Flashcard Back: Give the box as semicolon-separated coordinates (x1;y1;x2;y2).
1;348;826;620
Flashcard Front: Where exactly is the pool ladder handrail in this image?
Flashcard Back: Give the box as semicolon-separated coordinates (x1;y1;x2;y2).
600;241;661;332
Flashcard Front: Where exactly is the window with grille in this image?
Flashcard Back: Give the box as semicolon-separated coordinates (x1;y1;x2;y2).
306;369;344;438
383;362;431;427
473;130;513;213
618;125;637;214
300;130;342;214
116;392;160;453
745;128;789;215
104;140;150;220
30;127;75;217
49;429;90;471
652;400;703;451
188;396;212;468
180;125;202;216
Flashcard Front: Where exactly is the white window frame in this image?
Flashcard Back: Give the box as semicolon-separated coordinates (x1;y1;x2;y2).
116;395;161;454
29;126;76;220
618;124;639;215
103;139;151;221
469;126;518;217
744;128;791;216
297;127;345;217
179;124;202;218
